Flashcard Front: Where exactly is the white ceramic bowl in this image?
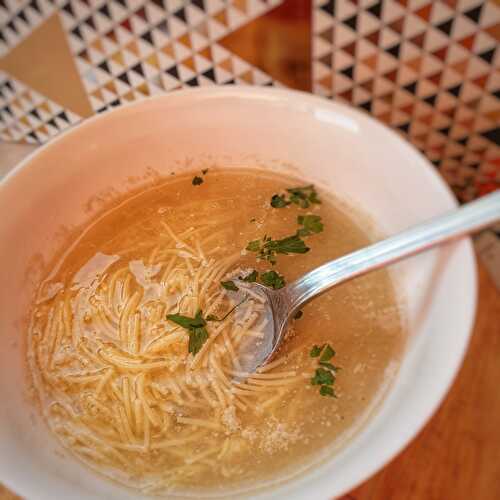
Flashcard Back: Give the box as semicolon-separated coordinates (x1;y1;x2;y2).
0;88;476;500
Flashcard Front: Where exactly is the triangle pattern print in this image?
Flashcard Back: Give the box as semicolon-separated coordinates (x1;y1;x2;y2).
0;70;81;143
58;0;283;113
312;0;500;202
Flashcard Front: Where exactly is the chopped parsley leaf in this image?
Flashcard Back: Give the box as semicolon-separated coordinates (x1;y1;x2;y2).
166;309;208;356
297;214;324;237
192;176;203;186
319;344;335;362
246;234;309;265
246;240;261;252
310;345;323;357
240;270;258;282
188;327;208;356
286;185;321;208
270;194;290;208
260;270;286;289
202;169;208;175
320;385;337;397
310;343;339;398
294;310;303;320
311;367;334;386
221;280;239;291
269;185;321;209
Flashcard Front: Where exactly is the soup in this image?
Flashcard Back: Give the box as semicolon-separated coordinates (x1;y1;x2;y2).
27;169;403;496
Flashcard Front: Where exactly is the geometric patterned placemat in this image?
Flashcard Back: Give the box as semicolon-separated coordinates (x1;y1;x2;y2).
0;0;498;202
313;0;500;201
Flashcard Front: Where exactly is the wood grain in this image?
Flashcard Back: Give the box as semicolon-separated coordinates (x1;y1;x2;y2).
342;261;500;500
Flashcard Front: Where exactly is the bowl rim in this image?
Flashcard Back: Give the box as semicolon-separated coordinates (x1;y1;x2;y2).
0;86;477;500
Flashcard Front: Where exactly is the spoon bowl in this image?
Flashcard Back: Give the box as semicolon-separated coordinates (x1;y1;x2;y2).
239;190;500;373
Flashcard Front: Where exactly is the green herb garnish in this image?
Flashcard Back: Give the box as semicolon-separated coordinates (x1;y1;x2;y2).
260;270;286;290
240;270;258;282
287;185;321;208
221;280;239;291
309;343;339;397
310;345;323;357
297;214;324;237
202;169;208;175
166;309;208;356
294;310;303;320
270;194;290;208
319;385;336;397
311;367;334;386
192;176;203;185
270;185;321;209
319;344;335;362
246;234;309;265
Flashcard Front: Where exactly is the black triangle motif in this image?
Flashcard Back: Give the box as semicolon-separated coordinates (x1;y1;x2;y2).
0;29;6;44
29;108;41;120
340;66;354;79
83;15;96;30
185;77;199;87
192;0;204;10
463;5;482;24
3;105;12;117
436;19;453;36
360;101;372;112
71;25;83;40
166;65;179;80
17;9;28;24
320;0;335;16
447;84;462;97
156;20;169;34
397;123;410;133
114;0;127;7
47;118;57;128
343;14;357;31
202;68;216;82
141;31;154;45
423;94;436;106
403;81;417;95
117;72;131;85
27;131;38;142
98;60;111;74
29;0;41;14
174;7;187;23
479;48;495;64
62;2;74;17
151;0;164;8
110;99;121;107
481;128;500;145
386;43;400;58
367;1;382;19
131;63;144;76
438;126;451;136
58;111;69;123
6;20;18;35
99;4;111;19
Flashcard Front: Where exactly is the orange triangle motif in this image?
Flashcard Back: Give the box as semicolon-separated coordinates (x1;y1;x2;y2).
0;14;92;117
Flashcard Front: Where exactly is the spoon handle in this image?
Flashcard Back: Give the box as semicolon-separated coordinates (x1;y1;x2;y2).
286;190;500;310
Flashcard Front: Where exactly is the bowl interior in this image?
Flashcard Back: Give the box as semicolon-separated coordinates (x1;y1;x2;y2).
0;88;475;500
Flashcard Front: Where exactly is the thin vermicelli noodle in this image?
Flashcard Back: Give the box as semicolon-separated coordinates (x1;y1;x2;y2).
27;170;403;495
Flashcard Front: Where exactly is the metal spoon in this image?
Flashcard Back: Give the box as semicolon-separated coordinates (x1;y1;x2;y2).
236;190;500;373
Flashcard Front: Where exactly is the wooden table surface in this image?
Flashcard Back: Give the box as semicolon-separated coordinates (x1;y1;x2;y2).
1;1;499;498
